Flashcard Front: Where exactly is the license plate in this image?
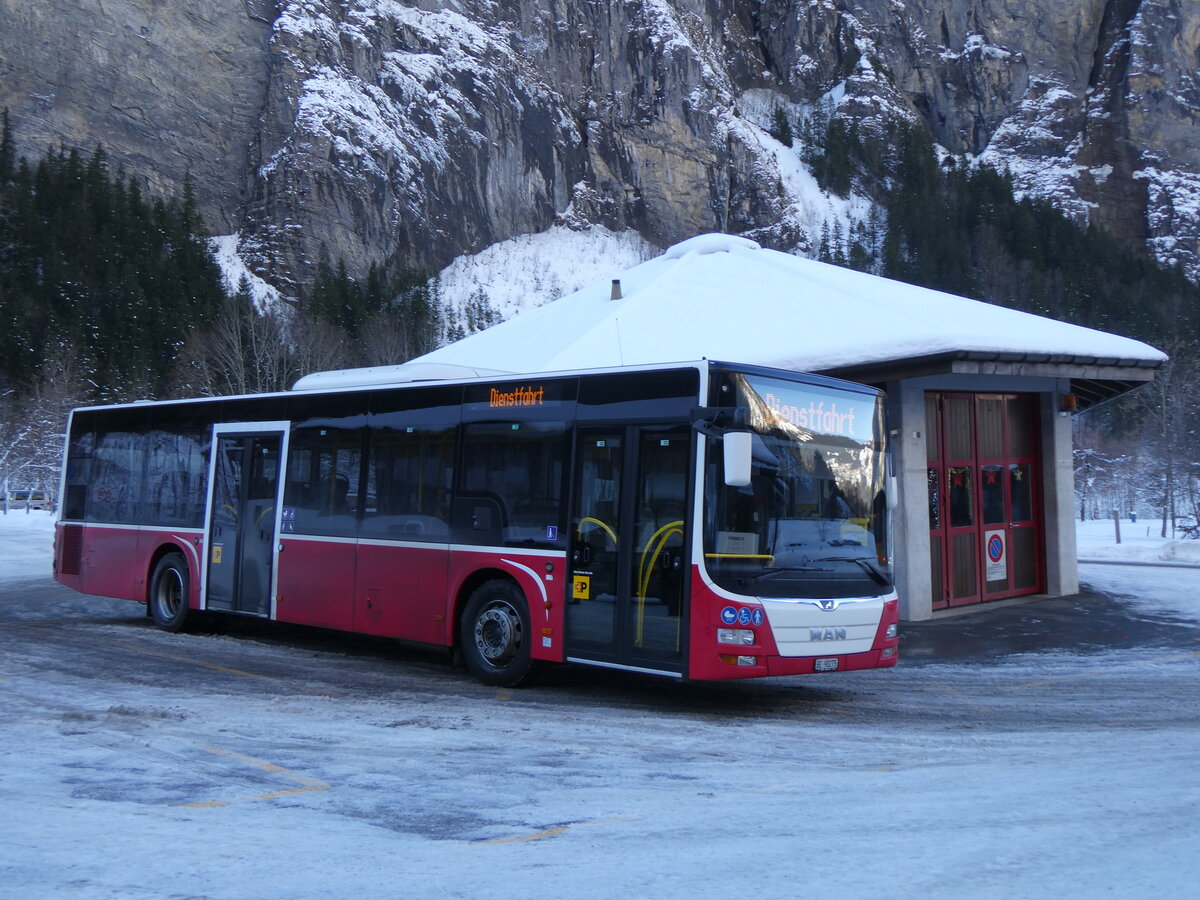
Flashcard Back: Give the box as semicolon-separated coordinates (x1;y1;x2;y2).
814;657;839;672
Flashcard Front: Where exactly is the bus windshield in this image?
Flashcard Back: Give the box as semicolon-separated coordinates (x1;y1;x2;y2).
703;372;892;599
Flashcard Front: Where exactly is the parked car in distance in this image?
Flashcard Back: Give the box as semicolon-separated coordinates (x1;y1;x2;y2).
3;489;52;510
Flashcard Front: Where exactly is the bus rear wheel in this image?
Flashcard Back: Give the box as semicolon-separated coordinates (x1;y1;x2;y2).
150;552;191;633
460;580;536;687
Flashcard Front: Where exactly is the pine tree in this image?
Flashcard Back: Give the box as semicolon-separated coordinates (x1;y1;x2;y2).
0;108;13;185
0;138;226;398
769;106;793;148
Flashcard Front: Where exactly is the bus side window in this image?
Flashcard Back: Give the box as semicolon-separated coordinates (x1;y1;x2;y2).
457;421;568;548
361;424;454;541
284;425;363;537
91;429;149;525
144;429;208;527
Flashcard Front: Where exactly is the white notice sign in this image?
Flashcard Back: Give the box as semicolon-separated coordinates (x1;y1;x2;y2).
984;529;1007;581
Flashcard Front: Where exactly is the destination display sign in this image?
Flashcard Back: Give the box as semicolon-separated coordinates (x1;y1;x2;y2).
488;385;545;408
742;376;874;440
462;378;575;412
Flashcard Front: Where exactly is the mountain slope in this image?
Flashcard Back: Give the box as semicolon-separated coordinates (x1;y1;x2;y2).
2;0;1196;293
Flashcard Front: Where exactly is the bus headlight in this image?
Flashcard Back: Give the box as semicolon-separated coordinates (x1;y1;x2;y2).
886;623;897;639
717;628;755;645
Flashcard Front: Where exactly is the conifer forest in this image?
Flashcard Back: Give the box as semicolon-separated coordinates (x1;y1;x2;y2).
0;109;1197;533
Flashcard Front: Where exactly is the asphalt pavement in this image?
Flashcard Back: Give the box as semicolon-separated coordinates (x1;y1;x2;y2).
900;586;1197;664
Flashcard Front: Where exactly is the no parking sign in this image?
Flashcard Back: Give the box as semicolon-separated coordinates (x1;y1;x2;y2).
984;529;1006;581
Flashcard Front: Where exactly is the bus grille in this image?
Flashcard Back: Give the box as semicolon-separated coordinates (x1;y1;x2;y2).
59;525;84;575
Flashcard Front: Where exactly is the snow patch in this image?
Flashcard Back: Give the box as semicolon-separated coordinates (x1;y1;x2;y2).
435;225;657;333
664;233;760;259
209;235;285;312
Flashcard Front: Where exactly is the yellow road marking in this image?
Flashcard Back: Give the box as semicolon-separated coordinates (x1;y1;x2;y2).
484;825;570;844
482;815;638;845
175;744;330;808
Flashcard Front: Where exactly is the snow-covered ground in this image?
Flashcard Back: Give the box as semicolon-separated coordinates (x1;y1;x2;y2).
0;507;55;581
1;510;1197;898
1076;514;1200;565
1074;515;1200;626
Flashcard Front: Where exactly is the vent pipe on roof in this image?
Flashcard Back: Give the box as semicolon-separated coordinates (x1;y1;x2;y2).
610;279;622;300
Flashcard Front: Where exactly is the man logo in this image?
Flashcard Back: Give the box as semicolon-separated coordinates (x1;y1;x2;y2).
818;599;840;611
810;628;848;641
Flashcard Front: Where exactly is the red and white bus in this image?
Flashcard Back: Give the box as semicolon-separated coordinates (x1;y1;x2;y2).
54;360;898;685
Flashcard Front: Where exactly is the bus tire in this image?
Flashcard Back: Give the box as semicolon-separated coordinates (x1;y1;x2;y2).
149;552;191;633
460;579;536;687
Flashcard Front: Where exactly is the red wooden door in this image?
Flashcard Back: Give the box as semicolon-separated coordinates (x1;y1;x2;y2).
927;393;1043;609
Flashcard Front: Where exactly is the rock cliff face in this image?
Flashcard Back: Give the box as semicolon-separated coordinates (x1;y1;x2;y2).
2;0;1197;293
0;0;277;234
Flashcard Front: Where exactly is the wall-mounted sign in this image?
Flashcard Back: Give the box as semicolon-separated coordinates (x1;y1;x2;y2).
984;529;1006;581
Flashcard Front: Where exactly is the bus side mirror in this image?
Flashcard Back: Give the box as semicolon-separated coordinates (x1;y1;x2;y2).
723;431;753;487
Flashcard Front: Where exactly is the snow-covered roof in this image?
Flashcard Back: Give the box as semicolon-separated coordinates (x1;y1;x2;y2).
406;233;1164;377
295;233;1164;393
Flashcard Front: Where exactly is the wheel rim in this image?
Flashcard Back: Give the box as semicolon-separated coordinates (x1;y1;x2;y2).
157;568;184;619
473;599;522;667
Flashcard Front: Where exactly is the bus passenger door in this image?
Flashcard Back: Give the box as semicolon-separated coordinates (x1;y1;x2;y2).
567;428;624;660
566;425;690;674
205;425;286;616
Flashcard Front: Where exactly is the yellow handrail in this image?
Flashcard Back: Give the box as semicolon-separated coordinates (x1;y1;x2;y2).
635;521;684;646
704;553;776;564
638;521;684;600
577;516;618;546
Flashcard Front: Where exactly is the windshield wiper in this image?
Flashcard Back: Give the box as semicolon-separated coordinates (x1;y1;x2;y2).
814;556;890;586
738;565;832;585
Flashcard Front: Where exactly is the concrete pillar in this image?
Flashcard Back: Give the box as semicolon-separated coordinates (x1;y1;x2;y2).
889;381;933;620
1042;384;1079;596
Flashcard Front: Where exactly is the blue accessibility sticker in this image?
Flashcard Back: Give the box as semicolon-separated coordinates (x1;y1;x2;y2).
752;608;765;627
737;607;752;625
720;606;738;625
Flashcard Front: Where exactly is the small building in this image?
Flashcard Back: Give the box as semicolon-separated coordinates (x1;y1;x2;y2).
354;234;1167;619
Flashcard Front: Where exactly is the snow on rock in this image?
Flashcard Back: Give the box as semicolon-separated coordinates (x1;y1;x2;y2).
210;235;286;311
434;224;657;334
977;78;1092;220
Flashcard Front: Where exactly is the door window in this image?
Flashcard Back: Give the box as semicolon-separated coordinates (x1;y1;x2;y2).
207;432;282;616
629;430;688;656
567;431;623;649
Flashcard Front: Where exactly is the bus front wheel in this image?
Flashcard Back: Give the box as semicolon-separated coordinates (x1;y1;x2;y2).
460;580;536;687
149;552;191;633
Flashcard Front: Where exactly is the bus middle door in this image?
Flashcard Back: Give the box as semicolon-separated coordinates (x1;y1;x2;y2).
204;424;286;617
566;425;690;674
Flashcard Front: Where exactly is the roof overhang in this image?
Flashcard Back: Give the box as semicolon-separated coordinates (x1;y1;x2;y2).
819;350;1162;410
